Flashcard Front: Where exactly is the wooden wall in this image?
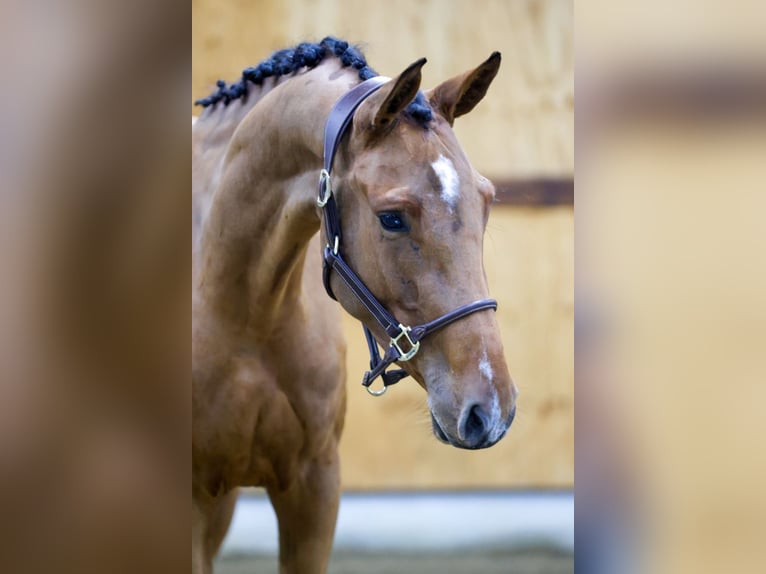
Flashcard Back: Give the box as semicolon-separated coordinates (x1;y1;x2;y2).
192;0;573;178
192;0;574;489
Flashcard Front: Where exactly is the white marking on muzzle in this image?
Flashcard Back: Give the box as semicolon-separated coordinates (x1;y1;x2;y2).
479;347;494;383
431;155;459;213
480;345;507;443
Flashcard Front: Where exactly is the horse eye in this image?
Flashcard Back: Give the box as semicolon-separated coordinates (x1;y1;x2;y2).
378;211;409;232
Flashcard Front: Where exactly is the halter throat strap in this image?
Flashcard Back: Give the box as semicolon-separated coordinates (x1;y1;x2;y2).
317;77;498;395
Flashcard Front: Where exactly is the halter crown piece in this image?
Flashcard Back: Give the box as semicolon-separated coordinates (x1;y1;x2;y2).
318;77;498;396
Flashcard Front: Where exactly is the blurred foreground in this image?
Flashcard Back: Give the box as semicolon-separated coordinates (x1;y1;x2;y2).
577;1;766;573
217;549;573;574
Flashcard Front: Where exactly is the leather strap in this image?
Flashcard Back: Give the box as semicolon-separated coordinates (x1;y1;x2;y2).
318;76;498;393
322;77;390;173
361;298;498;388
323;247;402;338
410;298;498;342
320;77;389;283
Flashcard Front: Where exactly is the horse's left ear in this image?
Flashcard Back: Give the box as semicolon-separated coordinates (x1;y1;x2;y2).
426;52;501;126
371;57;427;131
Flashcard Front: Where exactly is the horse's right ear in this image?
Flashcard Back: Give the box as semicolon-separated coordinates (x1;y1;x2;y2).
371;58;427;131
426;52;501;126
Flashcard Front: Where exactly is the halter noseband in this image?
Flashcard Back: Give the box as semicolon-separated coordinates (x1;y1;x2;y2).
318;77;498;396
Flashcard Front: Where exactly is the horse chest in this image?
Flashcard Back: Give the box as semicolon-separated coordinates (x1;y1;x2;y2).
194;341;344;493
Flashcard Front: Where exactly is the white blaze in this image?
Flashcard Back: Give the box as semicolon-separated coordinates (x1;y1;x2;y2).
431;155;460;213
192;116;198;126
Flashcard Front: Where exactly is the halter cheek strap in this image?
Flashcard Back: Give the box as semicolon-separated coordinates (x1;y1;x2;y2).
318;77;498;396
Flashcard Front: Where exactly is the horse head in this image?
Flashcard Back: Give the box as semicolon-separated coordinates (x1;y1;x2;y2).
327;53;518;450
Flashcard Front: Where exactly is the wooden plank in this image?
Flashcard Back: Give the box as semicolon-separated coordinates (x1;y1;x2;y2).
494;178;573;206
582;69;766;125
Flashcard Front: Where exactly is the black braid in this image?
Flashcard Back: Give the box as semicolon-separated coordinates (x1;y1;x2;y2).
194;36;432;125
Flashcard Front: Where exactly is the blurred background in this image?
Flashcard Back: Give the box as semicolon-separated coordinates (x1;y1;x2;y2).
577;1;766;573
192;0;573;571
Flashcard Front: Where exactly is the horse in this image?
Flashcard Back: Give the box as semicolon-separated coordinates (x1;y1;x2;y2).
192;37;518;574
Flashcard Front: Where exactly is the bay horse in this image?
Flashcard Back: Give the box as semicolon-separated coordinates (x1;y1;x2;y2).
192;37;518;573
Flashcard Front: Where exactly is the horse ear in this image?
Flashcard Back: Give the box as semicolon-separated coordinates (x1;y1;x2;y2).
426;52;501;126
372;57;427;130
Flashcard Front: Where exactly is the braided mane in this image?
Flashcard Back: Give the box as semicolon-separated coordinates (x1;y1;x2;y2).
194;36;432;125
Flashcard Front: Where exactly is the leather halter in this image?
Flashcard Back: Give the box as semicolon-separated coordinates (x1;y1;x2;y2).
317;77;498;396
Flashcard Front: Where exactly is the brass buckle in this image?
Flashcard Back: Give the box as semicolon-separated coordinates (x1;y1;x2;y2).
390;324;420;361
317;169;332;207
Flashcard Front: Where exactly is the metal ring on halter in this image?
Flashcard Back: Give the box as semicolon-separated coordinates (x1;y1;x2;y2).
317;169;332;207
365;381;388;396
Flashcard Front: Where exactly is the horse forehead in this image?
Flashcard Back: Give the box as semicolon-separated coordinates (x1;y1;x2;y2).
357;158;478;214
353;130;475;202
358;155;455;197
361;138;466;181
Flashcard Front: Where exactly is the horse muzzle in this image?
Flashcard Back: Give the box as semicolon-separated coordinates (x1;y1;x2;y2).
430;399;516;450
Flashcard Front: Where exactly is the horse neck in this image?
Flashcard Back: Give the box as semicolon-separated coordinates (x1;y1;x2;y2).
194;61;357;336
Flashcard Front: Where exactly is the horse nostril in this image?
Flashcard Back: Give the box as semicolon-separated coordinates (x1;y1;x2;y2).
459;403;489;447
